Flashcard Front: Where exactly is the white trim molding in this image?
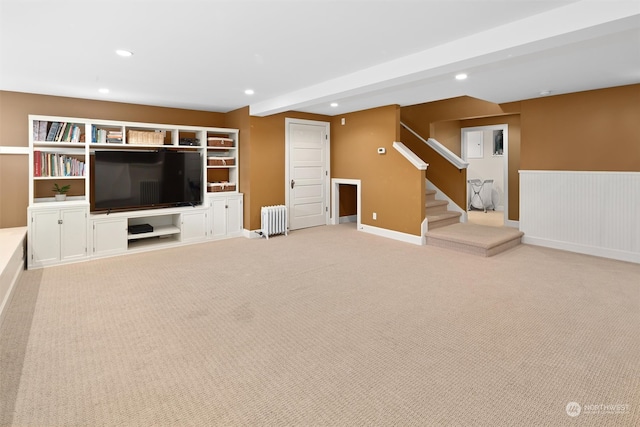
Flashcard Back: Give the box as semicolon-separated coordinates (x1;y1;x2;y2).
401;122;468;170
331;178;361;229
392;141;428;170
361;224;425;246
0;146;29;154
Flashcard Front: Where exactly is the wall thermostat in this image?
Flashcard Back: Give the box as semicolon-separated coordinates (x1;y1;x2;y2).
377;147;386;154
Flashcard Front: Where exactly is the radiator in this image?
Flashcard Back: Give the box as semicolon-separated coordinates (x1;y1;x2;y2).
261;205;288;239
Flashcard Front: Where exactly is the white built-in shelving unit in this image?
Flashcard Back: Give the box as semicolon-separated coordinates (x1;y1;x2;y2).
27;115;243;269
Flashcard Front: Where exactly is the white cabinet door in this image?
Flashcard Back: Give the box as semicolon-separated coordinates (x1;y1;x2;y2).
182;210;207;242
30;209;61;266
29;206;87;267
60;207;87;262
226;195;243;236
209;195;243;239
211;198;227;239
93;218;127;257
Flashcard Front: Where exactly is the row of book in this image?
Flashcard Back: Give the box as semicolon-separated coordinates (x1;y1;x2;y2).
33;121;84;143
91;126;123;143
33;151;85;177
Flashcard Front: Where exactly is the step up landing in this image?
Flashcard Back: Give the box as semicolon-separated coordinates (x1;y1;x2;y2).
426;223;523;257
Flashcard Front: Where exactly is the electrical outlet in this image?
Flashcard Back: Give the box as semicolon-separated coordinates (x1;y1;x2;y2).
372;212;377;220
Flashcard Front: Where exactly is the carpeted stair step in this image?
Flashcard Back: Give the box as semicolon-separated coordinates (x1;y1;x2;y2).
425;199;449;215
426;211;462;230
426;223;524;257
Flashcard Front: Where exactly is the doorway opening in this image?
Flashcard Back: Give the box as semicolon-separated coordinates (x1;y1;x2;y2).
461;124;508;227
331;179;361;229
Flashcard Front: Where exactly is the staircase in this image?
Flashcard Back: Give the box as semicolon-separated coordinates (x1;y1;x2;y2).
425;189;524;257
425;189;461;230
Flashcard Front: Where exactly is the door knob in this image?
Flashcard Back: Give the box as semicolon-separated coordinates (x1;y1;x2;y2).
291;179;295;189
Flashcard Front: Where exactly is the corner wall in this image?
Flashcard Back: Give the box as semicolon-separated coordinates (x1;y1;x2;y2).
228;109;331;231
331;105;425;236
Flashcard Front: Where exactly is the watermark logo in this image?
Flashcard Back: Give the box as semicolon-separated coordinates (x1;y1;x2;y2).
566;401;630;417
566;402;582;417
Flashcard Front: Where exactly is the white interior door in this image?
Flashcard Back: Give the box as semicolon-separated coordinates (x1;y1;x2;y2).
286;119;330;231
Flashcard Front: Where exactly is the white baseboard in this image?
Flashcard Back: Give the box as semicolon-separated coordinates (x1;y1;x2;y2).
339;215;357;224
361;224;425;246
522;236;640;264
243;229;263;239
0;264;24;326
0;227;27;326
505;219;519;229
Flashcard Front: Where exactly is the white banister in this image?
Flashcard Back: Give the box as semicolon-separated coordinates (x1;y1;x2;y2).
392;142;428;170
401;122;468;170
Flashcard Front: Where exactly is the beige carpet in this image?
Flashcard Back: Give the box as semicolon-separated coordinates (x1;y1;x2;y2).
425;223;524;257
468;210;504;227
1;224;639;426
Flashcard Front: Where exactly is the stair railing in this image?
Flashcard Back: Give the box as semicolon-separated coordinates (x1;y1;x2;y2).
400;122;468;170
392;141;428;170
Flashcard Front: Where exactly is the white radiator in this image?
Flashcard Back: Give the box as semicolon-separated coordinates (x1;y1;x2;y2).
261;205;288;239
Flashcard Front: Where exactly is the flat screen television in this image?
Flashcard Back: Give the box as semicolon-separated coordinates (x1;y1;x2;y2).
92;150;203;212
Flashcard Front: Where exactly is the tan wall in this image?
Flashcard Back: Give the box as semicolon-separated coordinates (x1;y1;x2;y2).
0;91;226;228
400;127;468;209
237;110;331;230
332;105;425;236
339;184;357;217
3;85;637;231
519;84;640;171
402;96;506;140
431;120;462;156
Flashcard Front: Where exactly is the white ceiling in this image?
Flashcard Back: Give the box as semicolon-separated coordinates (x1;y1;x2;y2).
1;0;639;117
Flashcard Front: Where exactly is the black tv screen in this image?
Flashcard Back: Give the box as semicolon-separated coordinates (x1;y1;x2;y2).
93;150;202;211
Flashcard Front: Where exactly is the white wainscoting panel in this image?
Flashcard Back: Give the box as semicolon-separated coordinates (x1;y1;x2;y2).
520;171;639;263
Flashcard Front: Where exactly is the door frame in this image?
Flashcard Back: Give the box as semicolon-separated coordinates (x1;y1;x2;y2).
284;118;331;229
461;124;510;225
331;178;361;228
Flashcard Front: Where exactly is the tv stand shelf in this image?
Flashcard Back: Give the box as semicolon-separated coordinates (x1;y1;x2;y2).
127;224;180;241
27;114;242;269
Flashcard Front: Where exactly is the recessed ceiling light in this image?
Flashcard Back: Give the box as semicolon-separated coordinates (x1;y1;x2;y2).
455;73;468;80
539;90;552;96
116;49;133;57
98;88;109;94
244;89;254;95
330;102;338;107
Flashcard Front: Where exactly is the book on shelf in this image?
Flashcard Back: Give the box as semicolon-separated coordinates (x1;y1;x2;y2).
33;150;41;177
38;121;47;141
32;121;49;141
92;126;117;143
34;152;85;177
106;130;123;143
54;123;66;142
45;122;60;141
37;121;83;143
